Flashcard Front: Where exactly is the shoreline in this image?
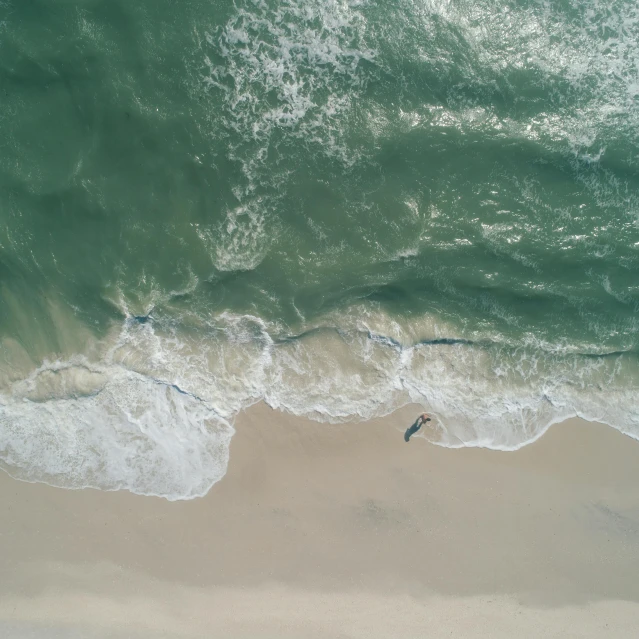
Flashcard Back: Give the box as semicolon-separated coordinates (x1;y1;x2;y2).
3;400;638;501
2;403;639;637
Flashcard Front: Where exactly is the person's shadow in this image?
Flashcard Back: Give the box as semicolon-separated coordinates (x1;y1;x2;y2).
404;419;423;442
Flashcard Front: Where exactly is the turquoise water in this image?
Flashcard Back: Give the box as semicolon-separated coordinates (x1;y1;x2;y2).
1;0;638;498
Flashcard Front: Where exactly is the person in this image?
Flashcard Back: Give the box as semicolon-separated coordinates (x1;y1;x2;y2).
404;413;431;442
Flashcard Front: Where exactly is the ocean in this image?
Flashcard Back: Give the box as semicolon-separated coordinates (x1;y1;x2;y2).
1;0;638;499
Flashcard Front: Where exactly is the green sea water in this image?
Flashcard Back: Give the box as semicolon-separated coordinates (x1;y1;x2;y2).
1;0;638;498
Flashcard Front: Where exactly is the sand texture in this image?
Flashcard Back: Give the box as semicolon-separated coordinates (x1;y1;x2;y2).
1;403;639;637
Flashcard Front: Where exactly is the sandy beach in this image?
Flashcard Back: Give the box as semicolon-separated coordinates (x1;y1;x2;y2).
3;0;639;637
2;403;639;638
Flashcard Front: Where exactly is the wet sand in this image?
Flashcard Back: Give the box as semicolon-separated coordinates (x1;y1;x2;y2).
1;403;639;637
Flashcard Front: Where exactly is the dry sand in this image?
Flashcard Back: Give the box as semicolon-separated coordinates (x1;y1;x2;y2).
1;402;639;637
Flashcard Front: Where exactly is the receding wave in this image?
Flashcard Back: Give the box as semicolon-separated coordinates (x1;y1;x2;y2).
2;304;638;500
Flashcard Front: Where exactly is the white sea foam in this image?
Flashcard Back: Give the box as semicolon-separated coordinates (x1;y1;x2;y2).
203;0;375;153
188;0;378;273
2;304;638;499
195;199;271;272
0;357;234;500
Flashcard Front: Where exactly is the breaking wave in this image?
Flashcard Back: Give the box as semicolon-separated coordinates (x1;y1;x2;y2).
2;305;638;500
